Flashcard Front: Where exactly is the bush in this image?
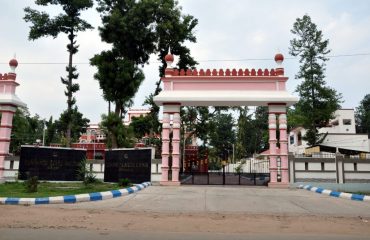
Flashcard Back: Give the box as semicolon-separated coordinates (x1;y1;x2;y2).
24;176;39;193
77;158;99;186
118;178;131;187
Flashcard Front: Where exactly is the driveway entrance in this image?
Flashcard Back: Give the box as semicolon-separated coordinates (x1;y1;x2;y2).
181;159;270;186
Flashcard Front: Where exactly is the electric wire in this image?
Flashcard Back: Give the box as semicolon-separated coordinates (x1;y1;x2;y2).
1;52;370;65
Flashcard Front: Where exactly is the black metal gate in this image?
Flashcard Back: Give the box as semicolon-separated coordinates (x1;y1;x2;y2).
180;159;270;186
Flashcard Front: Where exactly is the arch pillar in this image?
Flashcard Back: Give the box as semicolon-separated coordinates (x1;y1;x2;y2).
160;104;181;186
268;104;289;188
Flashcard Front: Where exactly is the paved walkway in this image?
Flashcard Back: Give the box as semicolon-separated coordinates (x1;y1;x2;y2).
41;186;370;217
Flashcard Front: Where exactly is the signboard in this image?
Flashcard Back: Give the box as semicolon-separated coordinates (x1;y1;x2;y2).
104;148;151;183
18;146;86;181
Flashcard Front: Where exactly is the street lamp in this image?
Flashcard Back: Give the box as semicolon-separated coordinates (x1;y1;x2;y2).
42;121;46;146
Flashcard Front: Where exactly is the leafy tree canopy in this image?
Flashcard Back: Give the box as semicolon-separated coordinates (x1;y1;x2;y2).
55;107;90;143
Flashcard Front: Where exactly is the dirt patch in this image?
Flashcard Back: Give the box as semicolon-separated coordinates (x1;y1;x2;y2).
1;205;369;236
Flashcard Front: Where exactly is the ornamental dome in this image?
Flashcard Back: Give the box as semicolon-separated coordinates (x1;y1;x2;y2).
164;53;174;62
274;53;284;63
9;58;18;68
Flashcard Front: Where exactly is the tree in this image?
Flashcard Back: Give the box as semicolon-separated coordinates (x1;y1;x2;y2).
9;108;45;155
235;106;268;159
355;94;370;136
55;107;90;144
24;0;93;146
44;116;61;146
130;115;152;139
100;113;134;148
289;14;341;146
93;0;198;148
90;50;145;117
209;112;235;161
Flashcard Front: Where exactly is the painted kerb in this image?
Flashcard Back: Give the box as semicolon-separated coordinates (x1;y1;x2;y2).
0;182;151;205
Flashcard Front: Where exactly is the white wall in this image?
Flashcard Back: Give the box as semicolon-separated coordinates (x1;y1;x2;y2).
319;109;356;134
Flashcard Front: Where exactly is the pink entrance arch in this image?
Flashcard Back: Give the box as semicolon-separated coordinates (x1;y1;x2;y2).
154;52;298;188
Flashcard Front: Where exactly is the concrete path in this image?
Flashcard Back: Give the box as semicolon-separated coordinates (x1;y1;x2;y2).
41;186;370;217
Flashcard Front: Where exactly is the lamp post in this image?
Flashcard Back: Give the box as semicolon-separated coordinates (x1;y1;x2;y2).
91;130;96;160
42;121;46;146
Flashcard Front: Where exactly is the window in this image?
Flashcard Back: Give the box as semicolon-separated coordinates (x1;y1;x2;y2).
298;132;302;146
331;120;339;126
10;160;14;170
305;162;308;170
290;135;294;145
321;162;325;171
354;163;357;171
90;164;93;172
343;119;351;125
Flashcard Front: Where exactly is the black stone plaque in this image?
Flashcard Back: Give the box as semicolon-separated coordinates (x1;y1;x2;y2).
104;148;151;183
18;146;86;181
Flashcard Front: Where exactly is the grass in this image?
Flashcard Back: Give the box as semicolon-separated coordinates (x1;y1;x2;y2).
0;181;129;198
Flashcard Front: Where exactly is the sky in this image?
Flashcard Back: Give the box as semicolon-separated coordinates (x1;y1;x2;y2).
1;0;370;123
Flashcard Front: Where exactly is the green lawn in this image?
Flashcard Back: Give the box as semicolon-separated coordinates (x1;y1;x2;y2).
0;181;126;198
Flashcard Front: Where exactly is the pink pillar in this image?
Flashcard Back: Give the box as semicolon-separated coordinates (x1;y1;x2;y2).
171;112;180;183
160;113;170;184
268;113;278;183
279;113;289;183
0;58;25;183
0;110;15;181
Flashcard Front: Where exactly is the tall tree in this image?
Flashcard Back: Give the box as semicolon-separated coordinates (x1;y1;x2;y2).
289;14;341;146
355;94;370;136
24;0;93;146
90;50;145;117
144;0;198;139
93;0;198;148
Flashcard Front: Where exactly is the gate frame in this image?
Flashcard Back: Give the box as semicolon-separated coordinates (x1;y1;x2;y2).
154;51;298;188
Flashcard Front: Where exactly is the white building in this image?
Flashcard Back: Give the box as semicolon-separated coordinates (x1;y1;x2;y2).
289;109;370;155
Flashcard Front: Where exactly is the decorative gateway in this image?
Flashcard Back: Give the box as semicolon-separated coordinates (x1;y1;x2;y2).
154;51;298;187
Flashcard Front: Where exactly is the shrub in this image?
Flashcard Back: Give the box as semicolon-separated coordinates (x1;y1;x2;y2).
77;158;98;186
118;178;131;187
24;176;39;193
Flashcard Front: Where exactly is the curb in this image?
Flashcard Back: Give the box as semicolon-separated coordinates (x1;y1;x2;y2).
0;182;151;205
298;184;370;202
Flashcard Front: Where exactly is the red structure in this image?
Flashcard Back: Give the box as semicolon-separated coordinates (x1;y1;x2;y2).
184;146;208;173
71;143;106;160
